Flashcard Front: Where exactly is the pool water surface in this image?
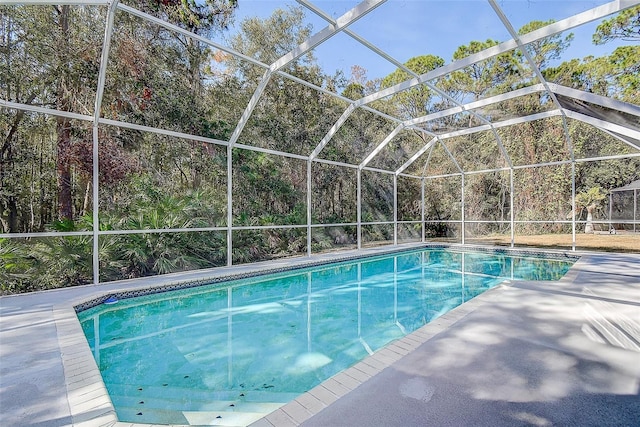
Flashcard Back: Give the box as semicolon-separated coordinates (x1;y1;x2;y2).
77;248;575;425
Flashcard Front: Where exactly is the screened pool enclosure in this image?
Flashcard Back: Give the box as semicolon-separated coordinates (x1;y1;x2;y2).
1;0;639;291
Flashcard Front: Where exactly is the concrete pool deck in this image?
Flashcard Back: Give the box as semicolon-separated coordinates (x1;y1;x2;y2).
1;244;639;426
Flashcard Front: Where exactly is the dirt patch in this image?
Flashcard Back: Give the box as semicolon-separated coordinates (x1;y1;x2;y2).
465;233;640;253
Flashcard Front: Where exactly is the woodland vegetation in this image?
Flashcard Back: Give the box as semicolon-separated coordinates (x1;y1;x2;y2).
1;1;639;293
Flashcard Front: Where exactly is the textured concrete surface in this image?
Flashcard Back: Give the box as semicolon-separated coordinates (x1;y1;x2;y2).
1;246;639;427
299;253;640;427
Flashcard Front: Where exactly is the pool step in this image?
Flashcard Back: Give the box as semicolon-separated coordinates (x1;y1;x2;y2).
115;398;284;426
117;403;282;426
183;409;279;426
108;384;292;426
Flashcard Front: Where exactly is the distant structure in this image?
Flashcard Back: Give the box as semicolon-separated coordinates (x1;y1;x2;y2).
609;179;640;233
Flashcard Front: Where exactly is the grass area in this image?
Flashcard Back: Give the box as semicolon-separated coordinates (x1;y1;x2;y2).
465;232;640;253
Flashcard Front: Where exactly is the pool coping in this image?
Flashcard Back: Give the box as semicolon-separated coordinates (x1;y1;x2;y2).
46;242;585;427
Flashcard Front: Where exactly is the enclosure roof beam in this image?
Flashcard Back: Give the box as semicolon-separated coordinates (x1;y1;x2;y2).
421;144;436;178
417;151;640;180
575;152;640;164
298;0;393;69
227;70;273;146
403;84;547;128
362;166;396;175
354;1;631;108
439;140;464;174
123;0;395;133
396;172;423;180
1;99;367;166
300;0;447;164
461;167;511;176
98;117;230;146
302;0;430;95
489;0;556;99
488;0;574;159
359;124;405;170
358;87;445;170
121;1;370;148
600;129;640;152
564;111;640;151
397;110;562;177
271;0;386;72
93;0;118;123
275;71;353;103
313;157;359;170
1;99;93;122
360;106;405;125
396;137;438;176
232;0;386;148
393;84;544;172
272;73;402;127
117;4;267;70
310;104;357;160
548;83;640;118
440;110;563;140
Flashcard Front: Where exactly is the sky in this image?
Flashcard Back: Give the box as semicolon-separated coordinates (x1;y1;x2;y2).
218;0;633;82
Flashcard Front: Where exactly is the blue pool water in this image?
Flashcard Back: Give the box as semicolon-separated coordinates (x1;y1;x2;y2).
78;248;575;425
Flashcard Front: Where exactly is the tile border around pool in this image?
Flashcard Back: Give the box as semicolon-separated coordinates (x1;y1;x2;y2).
72;244;578;314
72;244;451;313
55;243;579;427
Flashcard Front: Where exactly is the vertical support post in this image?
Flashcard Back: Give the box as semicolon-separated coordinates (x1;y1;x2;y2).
307;160;312;257
461;173;465;245
609;192;613;232
357;168;362;250
393;174;398;246
92;126;100;285
227;144;233;265
635;189;637;233
421;178;425;243
571;161;576;251
91;0;118;285
510;168;514;248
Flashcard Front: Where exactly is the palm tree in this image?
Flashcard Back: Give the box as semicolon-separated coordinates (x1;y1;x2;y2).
575;187;607;233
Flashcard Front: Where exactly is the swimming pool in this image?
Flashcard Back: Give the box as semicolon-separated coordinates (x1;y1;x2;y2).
77;248;575;425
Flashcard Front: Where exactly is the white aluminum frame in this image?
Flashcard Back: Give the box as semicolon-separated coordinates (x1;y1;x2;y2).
2;0;639;286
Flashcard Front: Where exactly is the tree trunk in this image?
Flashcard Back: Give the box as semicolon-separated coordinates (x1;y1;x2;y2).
55;5;73;222
584;204;596;234
82;179;91;216
56;115;73;221
0;196;19;233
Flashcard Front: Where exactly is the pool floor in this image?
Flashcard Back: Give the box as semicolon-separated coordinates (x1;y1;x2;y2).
76;248;574;425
